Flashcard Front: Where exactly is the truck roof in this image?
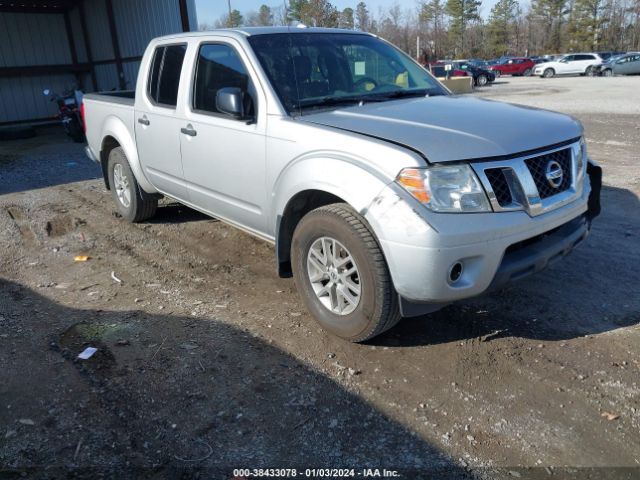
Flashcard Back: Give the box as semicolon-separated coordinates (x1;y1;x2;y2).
155;26;373;42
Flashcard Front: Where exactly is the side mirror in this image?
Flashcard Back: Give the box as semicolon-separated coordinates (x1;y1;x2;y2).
216;87;245;119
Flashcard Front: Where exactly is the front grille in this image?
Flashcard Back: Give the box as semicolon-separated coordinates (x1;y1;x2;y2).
525;148;572;199
485;168;512;206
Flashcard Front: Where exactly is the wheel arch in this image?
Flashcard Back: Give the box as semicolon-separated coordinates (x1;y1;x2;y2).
272;155;393;278
99;115;156;194
276;189;347;277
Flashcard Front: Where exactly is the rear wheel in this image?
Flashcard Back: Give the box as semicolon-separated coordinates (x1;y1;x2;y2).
107;147;158;222
291;203;401;342
476;74;488;87
542;68;555;78
585;66;594;76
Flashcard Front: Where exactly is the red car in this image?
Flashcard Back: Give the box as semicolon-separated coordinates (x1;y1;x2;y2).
490;58;535;77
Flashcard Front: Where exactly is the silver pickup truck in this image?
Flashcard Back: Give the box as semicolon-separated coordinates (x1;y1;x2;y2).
83;27;602;342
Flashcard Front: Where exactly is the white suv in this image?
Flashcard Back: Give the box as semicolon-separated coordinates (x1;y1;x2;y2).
534;53;603;78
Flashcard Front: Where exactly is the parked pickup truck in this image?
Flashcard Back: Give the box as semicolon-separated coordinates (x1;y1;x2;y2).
83;27;602;342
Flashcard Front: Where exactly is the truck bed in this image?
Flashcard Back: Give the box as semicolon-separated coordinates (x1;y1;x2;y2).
83;91;136;163
83;90;135;107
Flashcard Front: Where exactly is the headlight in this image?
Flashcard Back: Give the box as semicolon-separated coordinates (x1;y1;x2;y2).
397;165;491;213
575;137;587;179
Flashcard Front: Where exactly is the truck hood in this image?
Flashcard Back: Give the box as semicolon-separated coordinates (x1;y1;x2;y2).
300;96;582;163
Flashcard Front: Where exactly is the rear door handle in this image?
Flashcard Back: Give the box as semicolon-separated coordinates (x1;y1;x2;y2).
181;124;197;137
138;116;150;126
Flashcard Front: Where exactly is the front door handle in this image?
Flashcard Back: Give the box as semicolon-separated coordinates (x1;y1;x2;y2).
138;116;150;126
181;124;197;137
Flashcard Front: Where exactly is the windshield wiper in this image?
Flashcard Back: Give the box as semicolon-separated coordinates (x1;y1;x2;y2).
297;96;368;110
373;89;443;100
296;89;443;111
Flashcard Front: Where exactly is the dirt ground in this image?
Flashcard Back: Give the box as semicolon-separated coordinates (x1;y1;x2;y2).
1;76;639;479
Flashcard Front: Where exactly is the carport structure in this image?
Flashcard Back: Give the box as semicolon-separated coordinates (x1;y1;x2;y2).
0;0;197;126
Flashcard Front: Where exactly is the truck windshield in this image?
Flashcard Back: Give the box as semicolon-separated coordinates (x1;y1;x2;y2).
248;32;447;114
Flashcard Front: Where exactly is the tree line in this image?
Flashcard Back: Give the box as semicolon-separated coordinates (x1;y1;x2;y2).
201;0;640;59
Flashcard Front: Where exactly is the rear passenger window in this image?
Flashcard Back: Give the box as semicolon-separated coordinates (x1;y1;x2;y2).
147;44;187;107
193;44;252;116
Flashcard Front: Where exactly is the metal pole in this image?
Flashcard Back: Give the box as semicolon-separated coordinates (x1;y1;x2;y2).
417;36;420;61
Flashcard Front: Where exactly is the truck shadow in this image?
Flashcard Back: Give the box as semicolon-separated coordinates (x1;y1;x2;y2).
146;202;213;225
374;184;640;347
0;279;467;479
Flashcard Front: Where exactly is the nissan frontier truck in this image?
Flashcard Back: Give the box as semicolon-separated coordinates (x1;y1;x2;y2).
83;27;602;342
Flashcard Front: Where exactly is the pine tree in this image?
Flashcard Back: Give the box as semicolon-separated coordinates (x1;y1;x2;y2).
288;0;339;27
355;2;371;31
568;0;608;50
420;0;447;57
530;0;569;52
340;7;355;29
487;0;519;55
226;9;243;27
446;0;482;55
257;5;273;26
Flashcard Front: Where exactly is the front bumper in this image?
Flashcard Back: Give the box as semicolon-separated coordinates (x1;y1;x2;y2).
487;214;588;291
364;162;601;317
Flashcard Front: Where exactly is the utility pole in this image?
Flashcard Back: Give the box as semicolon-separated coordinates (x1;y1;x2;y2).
227;0;232;17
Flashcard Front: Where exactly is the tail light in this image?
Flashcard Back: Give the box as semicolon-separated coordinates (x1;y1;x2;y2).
80;102;86;132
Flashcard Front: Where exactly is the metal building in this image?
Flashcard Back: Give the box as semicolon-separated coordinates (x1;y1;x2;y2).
0;0;197;126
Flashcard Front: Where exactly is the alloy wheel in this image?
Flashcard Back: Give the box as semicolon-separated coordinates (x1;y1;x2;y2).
307;236;361;315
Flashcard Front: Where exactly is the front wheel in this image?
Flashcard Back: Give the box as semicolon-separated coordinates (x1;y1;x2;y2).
523;68;532;76
107;147;158;222
602;68;613;77
542;68;555;78
291;204;401;342
476;74;488;87
493;70;501;78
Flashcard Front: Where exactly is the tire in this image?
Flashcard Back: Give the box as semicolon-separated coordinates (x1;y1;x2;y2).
542;68;555;78
476;74;488;87
602;69;613;77
523;68;532;76
291;203;401;342
107;147;157;222
493;70;501;78
585;66;594;76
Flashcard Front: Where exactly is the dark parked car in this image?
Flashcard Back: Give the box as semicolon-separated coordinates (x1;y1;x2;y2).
596;51;626;61
452;62;496;86
429;65;468;78
467;59;492;69
490;57;536;77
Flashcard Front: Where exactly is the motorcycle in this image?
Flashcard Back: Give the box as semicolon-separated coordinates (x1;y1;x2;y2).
43;88;85;143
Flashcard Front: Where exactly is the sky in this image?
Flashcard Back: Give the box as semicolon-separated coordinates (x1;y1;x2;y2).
194;0;500;27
